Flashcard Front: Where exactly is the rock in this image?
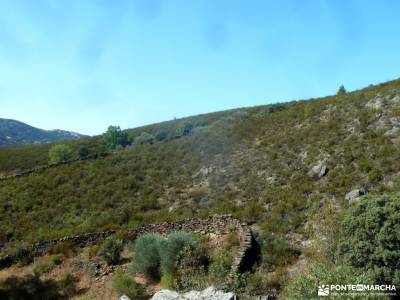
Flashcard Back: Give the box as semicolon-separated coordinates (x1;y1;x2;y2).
384;126;400;137
151;287;235;300
308;159;328;179
366;96;385;110
193;166;215;178
119;295;132;300
345;188;367;203
266;174;277;184
151;289;181;300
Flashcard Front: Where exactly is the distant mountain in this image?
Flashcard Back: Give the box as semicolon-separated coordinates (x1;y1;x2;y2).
0;118;87;146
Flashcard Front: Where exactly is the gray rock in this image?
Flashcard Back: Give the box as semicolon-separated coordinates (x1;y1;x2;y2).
119;295;132;300
366;97;385;110
151;290;181;300
193;166;215;178
151;287;235;300
345;188;367;203
308;159;328;179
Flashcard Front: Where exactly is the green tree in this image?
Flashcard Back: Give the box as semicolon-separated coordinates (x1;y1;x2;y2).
102;126;130;149
337;193;400;286
337;84;347;95
48;144;72;164
77;146;89;158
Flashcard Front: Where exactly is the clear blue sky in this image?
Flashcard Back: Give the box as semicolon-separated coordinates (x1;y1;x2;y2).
1;0;400;135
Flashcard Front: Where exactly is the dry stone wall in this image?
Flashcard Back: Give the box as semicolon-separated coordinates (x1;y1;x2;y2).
0;152;111;181
0;215;255;275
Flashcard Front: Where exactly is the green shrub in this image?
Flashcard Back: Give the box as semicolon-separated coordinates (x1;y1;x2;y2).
175;246;208;290
209;249;232;283
49;254;64;265
48;241;75;256
337;193;400;286
112;269;145;300
134;132;155;145
59;273;77;298
32;259;54;276
98;237;124;265
49;144;72;164
283;264;380;300
160;231;199;276
10;242;33;266
78;146;90;158
259;231;298;271
131;233;164;280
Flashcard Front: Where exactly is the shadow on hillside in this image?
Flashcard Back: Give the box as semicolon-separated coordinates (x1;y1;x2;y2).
0;275;68;300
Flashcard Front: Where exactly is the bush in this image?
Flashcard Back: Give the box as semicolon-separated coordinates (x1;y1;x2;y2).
131;233;164;280
175;123;194;137
113;269;145;300
32;259;54;276
48;241;75;256
283;264;379;300
337;193;400;286
98;237;124;265
48;144;72;164
50;254;64;265
174;246;208;290
78;146;90;158
10;242;33;266
134;132;155;145
160;231;199;276
209;249;232;284
259;231;298;271
102;125;130;149
59;273;77;298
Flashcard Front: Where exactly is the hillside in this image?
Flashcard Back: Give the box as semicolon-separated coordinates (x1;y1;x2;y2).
0;118;86;147
1;79;400;297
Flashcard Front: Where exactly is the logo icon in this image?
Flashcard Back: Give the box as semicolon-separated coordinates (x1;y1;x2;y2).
318;285;330;296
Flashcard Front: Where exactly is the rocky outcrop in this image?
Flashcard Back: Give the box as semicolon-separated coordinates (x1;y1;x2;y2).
308;159;328;179
345;188;367;203
151;287;235;300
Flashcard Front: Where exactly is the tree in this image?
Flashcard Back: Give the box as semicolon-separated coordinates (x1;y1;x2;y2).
77;146;89;158
337;84;347;95
337;193;400;286
48;144;72;164
102;126;130;149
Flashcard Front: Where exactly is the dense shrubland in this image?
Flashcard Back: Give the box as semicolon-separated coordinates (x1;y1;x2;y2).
1;79;400;294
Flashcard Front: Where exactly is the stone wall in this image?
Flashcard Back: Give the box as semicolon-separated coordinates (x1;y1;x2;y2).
0;215;255;274
0;152;111;181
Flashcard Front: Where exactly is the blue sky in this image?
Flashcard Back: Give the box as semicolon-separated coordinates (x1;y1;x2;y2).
1;0;400;135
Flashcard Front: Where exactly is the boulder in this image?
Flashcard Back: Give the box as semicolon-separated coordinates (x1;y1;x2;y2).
151;287;235;300
119;295;132;300
345;188;367;203
308;159;328;179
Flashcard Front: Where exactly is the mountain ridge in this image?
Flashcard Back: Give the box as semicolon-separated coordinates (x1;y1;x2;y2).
0;118;87;147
